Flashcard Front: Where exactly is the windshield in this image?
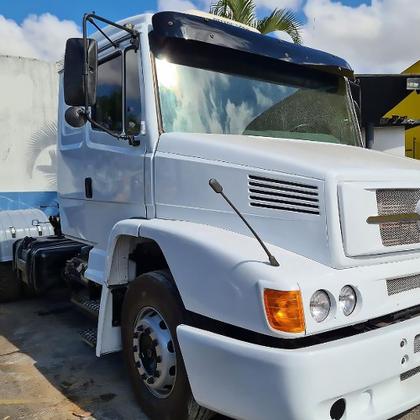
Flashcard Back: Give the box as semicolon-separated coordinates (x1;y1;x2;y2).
155;57;361;147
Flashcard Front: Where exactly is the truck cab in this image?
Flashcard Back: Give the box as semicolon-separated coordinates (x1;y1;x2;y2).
13;10;420;420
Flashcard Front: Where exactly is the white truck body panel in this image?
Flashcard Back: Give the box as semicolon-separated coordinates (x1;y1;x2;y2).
155;132;420;269
92;218;420;344
57;23;158;248
178;320;420;420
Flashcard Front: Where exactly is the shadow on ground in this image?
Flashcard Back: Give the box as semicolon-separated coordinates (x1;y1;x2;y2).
0;292;230;420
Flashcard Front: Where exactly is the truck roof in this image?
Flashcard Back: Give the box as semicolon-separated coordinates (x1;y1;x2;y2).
90;10;352;78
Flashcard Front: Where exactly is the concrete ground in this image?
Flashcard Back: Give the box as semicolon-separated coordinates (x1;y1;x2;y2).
0;294;419;420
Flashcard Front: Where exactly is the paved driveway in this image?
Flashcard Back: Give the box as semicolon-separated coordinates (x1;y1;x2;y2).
0;294;419;420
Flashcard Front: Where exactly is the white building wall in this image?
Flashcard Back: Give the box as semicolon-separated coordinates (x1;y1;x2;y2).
367;126;406;157
0;55;58;213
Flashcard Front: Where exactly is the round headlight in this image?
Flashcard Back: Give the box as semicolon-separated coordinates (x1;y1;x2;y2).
310;290;331;322
339;285;357;316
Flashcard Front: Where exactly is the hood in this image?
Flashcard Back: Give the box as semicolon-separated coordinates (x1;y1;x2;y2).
155;132;420;268
157;132;420;182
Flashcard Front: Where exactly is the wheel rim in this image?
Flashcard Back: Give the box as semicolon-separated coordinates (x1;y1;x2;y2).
133;307;177;398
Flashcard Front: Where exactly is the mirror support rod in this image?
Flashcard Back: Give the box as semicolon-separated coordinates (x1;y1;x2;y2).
81;12;140;146
88;19;118;49
209;179;279;267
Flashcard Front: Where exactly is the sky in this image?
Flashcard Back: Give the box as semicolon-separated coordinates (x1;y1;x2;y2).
0;0;419;73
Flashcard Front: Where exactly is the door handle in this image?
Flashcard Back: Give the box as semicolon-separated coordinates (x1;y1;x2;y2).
85;177;93;198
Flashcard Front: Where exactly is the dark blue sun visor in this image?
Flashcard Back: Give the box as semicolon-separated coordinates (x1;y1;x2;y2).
151;11;353;79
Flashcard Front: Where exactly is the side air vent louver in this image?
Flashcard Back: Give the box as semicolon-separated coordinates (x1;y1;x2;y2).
401;365;420;381
248;175;320;215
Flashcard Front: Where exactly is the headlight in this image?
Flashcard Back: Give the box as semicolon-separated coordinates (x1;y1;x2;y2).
310;290;330;322
339;285;357;316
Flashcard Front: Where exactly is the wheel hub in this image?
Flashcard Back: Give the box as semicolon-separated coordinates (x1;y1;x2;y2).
133;307;176;398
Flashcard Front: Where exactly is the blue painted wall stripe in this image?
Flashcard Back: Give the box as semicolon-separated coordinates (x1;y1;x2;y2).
0;191;58;216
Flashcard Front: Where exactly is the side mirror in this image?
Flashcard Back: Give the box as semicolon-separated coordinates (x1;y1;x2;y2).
64;38;98;107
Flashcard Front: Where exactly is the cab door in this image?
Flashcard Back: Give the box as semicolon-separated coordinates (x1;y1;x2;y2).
60;42;147;248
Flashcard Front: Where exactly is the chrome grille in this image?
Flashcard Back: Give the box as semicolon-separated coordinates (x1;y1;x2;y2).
376;189;420;247
248;175;319;215
415;335;420;353
386;274;420;296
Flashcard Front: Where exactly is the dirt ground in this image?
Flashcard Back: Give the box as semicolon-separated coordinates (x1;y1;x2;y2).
0;294;419;420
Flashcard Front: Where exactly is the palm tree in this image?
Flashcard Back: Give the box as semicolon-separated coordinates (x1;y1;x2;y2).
209;0;302;44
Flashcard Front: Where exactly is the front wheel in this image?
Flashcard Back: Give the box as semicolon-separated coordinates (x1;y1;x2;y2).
121;270;213;420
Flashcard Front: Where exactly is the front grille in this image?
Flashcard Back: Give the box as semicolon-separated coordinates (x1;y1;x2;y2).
401;365;420;381
387;274;420;296
415;335;420;353
376;189;420;247
248;175;320;215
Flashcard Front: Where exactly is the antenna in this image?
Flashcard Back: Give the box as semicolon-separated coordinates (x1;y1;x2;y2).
209;178;279;267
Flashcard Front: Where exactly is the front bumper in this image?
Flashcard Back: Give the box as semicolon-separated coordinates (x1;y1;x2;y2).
178;315;420;420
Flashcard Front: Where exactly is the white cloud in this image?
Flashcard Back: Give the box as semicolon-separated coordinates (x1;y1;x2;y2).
302;0;420;73
255;0;302;12
158;0;203;12
0;13;80;62
158;0;302;13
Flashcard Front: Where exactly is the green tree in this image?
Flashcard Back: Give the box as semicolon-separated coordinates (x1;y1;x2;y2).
209;0;302;43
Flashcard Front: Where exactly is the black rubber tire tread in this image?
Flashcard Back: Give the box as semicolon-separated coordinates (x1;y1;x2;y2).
121;269;214;420
0;262;22;303
188;398;214;420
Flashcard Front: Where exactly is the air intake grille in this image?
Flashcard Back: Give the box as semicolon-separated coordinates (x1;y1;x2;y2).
377;189;420;247
248;175;319;215
401;366;420;381
415;335;420;353
386;274;420;296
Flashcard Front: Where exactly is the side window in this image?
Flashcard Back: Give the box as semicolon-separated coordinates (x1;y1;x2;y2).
125;49;142;135
93;53;123;133
93;48;141;136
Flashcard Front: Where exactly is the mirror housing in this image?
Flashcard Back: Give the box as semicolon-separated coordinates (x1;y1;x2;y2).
64;38;98;106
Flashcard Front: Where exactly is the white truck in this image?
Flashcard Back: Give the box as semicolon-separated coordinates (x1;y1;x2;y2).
5;9;420;420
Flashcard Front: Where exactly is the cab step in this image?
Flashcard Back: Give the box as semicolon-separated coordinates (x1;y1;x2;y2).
80;327;97;348
71;293;100;319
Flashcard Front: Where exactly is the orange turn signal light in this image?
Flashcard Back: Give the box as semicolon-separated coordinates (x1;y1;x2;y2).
263;289;305;333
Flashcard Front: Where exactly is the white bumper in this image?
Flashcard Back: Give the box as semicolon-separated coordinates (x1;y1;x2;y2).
178;316;420;420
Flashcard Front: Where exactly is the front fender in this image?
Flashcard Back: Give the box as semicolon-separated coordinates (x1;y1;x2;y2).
138;219;303;337
87;218;324;339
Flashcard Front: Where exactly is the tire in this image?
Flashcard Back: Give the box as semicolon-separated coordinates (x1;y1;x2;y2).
0;262;22;303
121;270;213;420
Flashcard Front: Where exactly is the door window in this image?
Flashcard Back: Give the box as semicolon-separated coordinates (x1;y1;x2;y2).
125;49;142;136
94;53;123;133
93;48;142;136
